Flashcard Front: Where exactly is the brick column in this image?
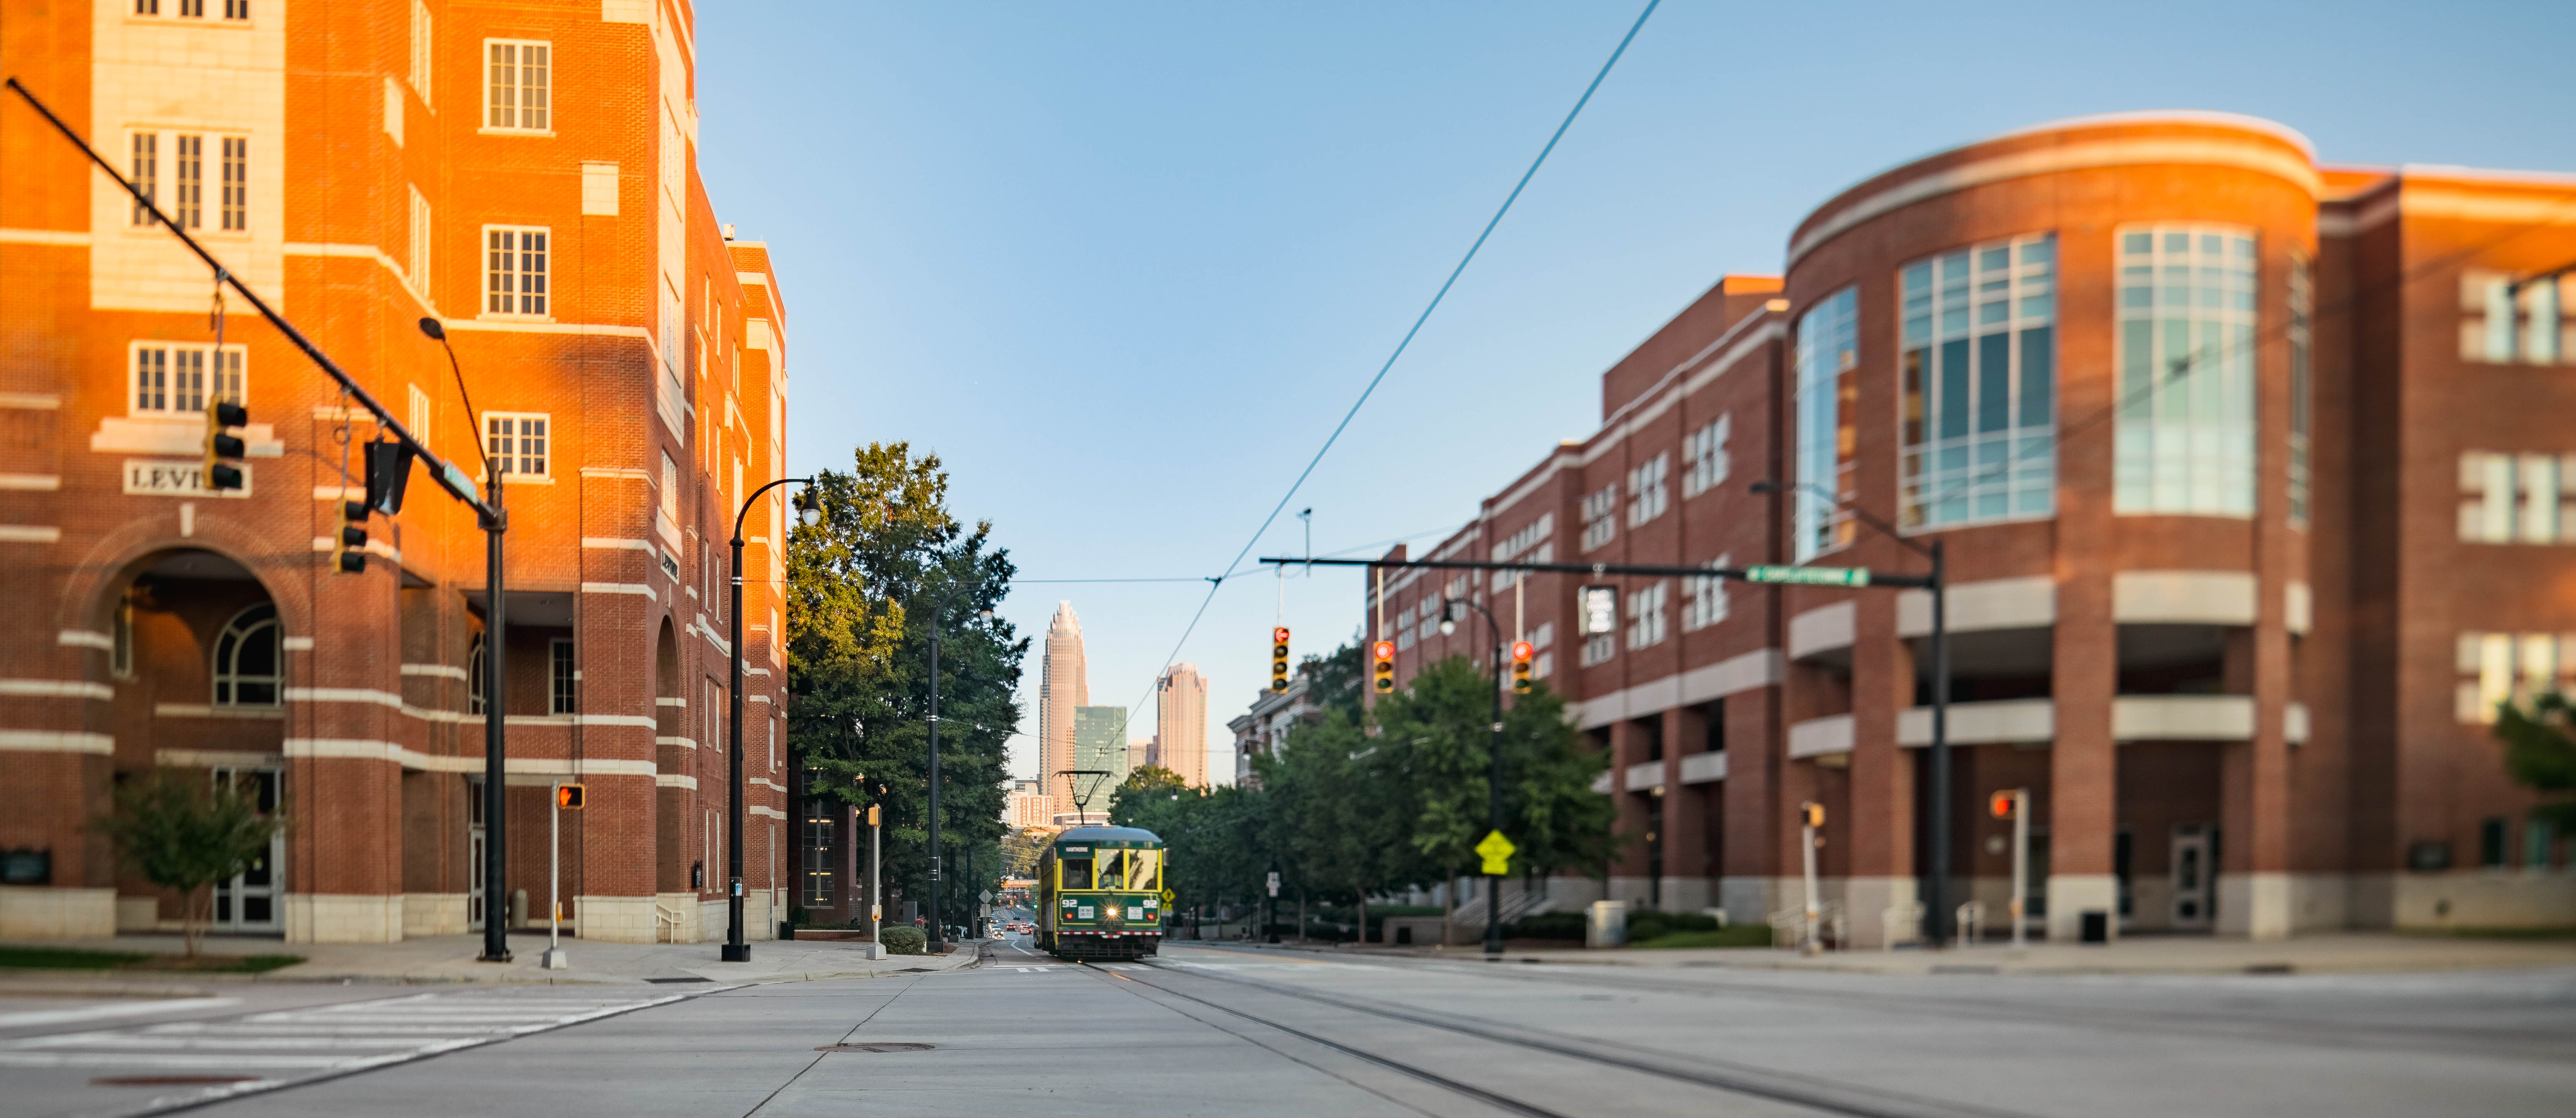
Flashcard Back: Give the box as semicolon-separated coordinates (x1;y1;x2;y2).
1844;592;1915;947
1718;683;1780;924
1661;705;1709;911
1607;719;1652;906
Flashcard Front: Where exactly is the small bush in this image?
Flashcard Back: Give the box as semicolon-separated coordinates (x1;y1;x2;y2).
1625;910;1719;943
1634;925;1771;949
1501;911;1588;941
881;926;927;955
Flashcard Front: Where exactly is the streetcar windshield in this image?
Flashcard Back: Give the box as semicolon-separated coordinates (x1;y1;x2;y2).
1061;858;1092;890
1126;849;1160;891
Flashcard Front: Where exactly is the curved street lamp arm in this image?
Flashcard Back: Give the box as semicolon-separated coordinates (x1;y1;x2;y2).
735;476;816;544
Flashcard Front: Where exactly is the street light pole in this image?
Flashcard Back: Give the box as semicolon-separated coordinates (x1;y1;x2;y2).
725;477;818;962
921;580;993;955
1441;596;1507;957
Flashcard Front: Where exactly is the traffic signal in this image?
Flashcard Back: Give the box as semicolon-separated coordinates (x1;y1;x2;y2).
1990;790;2018;819
867;804;881;827
332;500;369;574
202;400;248;492
1270;626;1290;693
1510;641;1535;694
364;440;415;515
1371;640;1395;693
1800;801;1825;829
556;784;586;810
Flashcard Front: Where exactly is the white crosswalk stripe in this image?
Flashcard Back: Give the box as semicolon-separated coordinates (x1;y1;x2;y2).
0;988;721;1112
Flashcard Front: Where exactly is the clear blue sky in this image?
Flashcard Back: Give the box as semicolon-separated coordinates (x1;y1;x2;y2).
697;1;2576;784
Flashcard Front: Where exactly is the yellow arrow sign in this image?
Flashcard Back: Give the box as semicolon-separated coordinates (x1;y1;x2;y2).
1475;829;1516;876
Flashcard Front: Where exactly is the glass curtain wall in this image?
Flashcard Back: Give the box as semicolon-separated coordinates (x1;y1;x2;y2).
2115;226;2259;515
1793;287;1859;561
1899;234;2058;528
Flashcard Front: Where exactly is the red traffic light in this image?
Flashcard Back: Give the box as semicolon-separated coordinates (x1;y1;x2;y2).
1372;641;1394;660
1989;791;2016;819
1511;641;1534;661
1273;626;1290;643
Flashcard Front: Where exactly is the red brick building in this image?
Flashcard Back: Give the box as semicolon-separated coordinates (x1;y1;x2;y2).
1371;112;2576;942
0;0;791;945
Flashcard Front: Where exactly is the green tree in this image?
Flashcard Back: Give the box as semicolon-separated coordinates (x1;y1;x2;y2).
1372;656;1617;896
786;442;1026;920
2494;693;2576;831
92;769;285;958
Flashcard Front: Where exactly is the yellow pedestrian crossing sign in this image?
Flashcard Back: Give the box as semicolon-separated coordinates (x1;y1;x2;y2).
1160;888;1176;907
1475;830;1515;876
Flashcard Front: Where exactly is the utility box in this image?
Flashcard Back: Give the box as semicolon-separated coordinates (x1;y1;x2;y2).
2080;910;2110;943
1587;900;1627;948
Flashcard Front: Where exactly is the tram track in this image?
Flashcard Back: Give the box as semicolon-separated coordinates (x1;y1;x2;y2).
1092;958;2041;1118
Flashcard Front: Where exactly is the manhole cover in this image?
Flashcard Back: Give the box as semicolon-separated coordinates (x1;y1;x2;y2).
92;1075;262;1087
816;1042;936;1053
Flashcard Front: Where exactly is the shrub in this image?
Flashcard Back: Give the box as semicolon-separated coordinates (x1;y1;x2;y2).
880;926;927;955
1501;911;1588;941
1633;924;1772;949
1625;910;1719;943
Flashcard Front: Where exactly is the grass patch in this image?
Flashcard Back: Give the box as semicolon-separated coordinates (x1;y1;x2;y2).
1633;925;1774;950
2399;926;2576;941
0;947;304;973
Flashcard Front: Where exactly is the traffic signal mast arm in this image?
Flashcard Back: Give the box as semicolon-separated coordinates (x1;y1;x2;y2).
4;78;494;525
1256;555;1935;589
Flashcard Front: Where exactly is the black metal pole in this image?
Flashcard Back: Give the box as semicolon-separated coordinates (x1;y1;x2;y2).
927;616;943;953
1484;608;1504;957
481;476;510;962
1927;539;1952;948
725;477;810;963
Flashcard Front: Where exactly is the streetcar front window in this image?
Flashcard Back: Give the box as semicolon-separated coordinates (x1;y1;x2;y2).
1127;849;1160;891
1062;858;1092;890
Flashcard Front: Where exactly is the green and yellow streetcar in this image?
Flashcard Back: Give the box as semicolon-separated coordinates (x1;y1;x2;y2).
1036;825;1165;961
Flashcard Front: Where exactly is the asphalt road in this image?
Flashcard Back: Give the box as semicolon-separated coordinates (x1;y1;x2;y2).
8;933;2572;1117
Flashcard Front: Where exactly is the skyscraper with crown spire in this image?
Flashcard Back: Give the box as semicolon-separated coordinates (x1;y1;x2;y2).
1038;602;1089;817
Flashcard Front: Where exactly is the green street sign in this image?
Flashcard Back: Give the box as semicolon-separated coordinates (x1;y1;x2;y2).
1743;565;1871;587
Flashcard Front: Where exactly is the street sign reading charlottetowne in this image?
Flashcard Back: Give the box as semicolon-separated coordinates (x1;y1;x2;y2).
1743;565;1868;587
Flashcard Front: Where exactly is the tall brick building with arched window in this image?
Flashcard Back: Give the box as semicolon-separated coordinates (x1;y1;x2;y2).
0;0;792;945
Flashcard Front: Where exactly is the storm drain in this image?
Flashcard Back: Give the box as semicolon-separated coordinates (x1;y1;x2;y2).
816;1042;935;1053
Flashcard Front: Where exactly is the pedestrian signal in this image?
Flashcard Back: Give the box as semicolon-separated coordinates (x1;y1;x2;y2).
1371;640;1395;693
1510;641;1535;694
333;500;369;574
1270;626;1290;693
202;400;249;492
556;783;585;809
1800;801;1825;829
1990;790;2017;819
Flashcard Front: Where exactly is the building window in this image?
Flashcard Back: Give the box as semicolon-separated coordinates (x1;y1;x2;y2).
2115;226;2258;517
803;812;835;907
2288;250;2313;528
136;1;159;14
179;0;201;16
1794;287;1860;559
468;633;487;715
129;133;157;226
2456;631;2576;723
1626;582;1668;649
408;384;433;449
407;188;432;298
2480;817;2508;869
2459;452;2576;544
1901;234;2057;530
173;135;202;229
227;0;249;20
484;227;548;316
1626;454;1669;527
112;596;135;679
2529;817;2560;871
549;638;575;714
212;603;281;707
1682;415;1729;499
1490;513;1552;593
410;1;433;103
219;137;247;231
487;413;549;478
1580;483;1619;552
130;343;244;417
1683;555;1730;632
2464;271;2570;365
1579;632;1616;668
485;40;551;131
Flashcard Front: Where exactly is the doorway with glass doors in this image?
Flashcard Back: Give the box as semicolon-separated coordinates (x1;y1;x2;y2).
209;767;284;934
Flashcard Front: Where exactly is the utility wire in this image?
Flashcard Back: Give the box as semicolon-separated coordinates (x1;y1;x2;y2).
1125;1;1662;726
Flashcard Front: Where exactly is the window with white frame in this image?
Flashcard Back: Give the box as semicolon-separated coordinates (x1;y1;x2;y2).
1530;621;1553;652
1580;483;1619;551
130;342;244;417
1901;233;2057;528
2460;451;2576;544
2289;250;2313;528
410;0;434;104
1626;582;1668;649
549;638;575;714
2463;270;2570;366
485;40;551;131
1682;415;1729;498
1417;597;1444;643
2115;226;2258;516
129;133;156;226
1395;603;1416;651
220;137;246;230
408;187;431;297
802;810;835;907
2457;631;2576;723
212;604;280;706
407;384;433;451
1579;632;1616;668
173;134;203;228
1626;454;1669;527
1794;287;1859;560
484;227;548;316
1683;555;1730;631
468;632;486;715
486;412;549;478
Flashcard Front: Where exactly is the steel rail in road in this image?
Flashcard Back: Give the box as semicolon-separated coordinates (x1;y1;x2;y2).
1101;958;2038;1118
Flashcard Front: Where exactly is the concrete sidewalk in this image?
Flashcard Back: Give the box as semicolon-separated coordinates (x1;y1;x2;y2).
0;931;982;990
1227;931;2576;976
